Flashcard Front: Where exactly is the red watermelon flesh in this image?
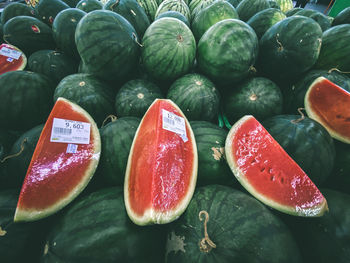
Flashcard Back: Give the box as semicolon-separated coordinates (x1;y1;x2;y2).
225;115;328;217
0;44;27;75
14;97;101;222
124;99;197;225
305;76;350;144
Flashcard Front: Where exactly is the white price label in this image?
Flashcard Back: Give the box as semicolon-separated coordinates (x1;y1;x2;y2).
50;118;91;144
0;47;22;60
162;109;187;142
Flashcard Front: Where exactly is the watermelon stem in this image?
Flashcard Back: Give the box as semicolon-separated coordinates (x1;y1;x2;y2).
132;32;143;47
101;115;118;128
198;210;216;253
0;138;27;163
328;68;350;75
291;108;305;124
276;33;283;52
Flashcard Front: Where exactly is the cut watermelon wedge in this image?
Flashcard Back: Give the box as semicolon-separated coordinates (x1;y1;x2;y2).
14;97;101;222
305;76;350;144
124;99;197;225
225;115;328;217
0;43;27;75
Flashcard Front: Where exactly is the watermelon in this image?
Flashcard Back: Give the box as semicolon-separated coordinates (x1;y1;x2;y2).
305;77;350;144
28;50;79;84
197;18;258;85
165;184;303;262
190;121;232;186
257;16;322;83
41;187;165;262
191;0;239;41
284;69;350;114
0;43;27;75
273;0;292;13
247;8;286;39
262;114;335;186
114;78;163;118
189;0;216;21
225;115;328;216
34;0;70;25
286;189;350;263
103;0;150;37
96;117;140;186
0;71;54;131
332;7;350;26
62;0;81;7
52;8;86;60
76;0;103;12
236;0;271;22
166;73;220;122
141;17;196;82
75;10;140;83
223;77;283;123
2;124;44;190
155;0;191;22
293;9;331;32
54;73;115;127
3;16;56;56
285;7;302;16
314;24;350;72
0;2;35;24
14;97;101;222
155;10;189;27
124;99;197;225
136;0;158;22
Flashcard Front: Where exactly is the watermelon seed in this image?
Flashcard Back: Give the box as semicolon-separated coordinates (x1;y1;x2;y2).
270;175;275;181
260;167;265;172
280;177;284;184
198;211;216;253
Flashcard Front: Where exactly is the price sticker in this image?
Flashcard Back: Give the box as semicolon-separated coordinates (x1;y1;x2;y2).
0;47;22;60
162;109;187;142
50;118;91;144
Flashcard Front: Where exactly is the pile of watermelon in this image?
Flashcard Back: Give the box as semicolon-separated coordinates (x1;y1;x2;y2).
1;0;350;262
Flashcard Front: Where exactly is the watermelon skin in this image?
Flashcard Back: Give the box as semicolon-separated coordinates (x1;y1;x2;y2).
223;77;283;123
314;24;350;72
284;69;350;114
190;121;233;186
75;10;140;83
257;16;322;83
115;79;163;118
137;0;158;22
0;189;49;263
54;73;115;126
2;124;44;190
96;117;140;186
41;187;165;263
189;0;216;21
1;2;35;24
104;0;150;37
76;0;103;13
273;0;293;13
225;115;328;216
141;17;196;82
28;50;79;84
155;0;191;22
332;7;350;26
61;0;81;7
3;16;56;56
236;0;271;22
285;7;302;16
197;19;258;85
155;10;190;27
124;99;198;225
52;8;86;60
165;184;302;263
191;0;239;41
262;115;335;186
0;71;54;131
247;8;286;39
285;189;350;263
34;0;70;25
293;9;331;32
166;73;220;122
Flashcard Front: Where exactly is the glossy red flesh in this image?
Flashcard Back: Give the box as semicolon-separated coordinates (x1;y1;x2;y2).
128;100;195;216
308;78;350;139
232;117;325;209
0;44;25;75
17;99;95;210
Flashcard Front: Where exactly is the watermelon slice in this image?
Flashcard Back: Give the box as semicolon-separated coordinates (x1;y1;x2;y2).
124;99;198;226
14;97;101;222
305;76;350;144
0;44;27;75
225;115;328;217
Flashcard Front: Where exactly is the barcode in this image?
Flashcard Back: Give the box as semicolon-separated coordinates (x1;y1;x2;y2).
164;117;175;126
54;127;72;135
